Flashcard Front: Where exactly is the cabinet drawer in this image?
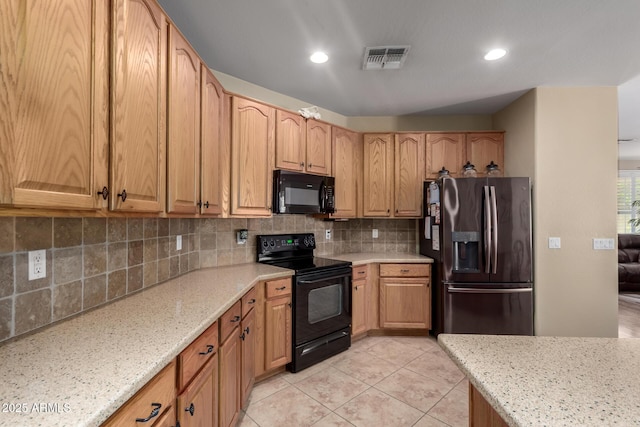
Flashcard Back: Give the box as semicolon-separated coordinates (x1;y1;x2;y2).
266;278;292;299
379;263;430;277
220;301;242;342
242;287;257;318
103;360;176;427
352;265;368;279
177;321;218;392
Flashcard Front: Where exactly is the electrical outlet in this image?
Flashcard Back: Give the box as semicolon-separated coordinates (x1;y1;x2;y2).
372;229;379;239
176;235;182;251
28;250;46;280
237;229;248;245
548;237;561;249
325;229;331;240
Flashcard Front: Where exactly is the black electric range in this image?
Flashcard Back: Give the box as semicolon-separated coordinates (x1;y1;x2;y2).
257;233;352;372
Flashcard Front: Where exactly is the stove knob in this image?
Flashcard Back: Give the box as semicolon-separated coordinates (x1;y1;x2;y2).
262;240;269;248
269;240;276;248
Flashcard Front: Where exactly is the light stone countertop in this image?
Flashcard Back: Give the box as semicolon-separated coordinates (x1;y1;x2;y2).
329;252;433;265
438;334;640;426
0;263;292;427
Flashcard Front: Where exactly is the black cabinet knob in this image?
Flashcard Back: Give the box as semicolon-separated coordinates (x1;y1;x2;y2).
117;189;127;202
97;187;109;200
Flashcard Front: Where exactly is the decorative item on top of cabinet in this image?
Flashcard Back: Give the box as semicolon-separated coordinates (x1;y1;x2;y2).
167;25;200;214
425;133;466;179
379;264;431;329
102;360;176;426
199;66;224;216
275;110;306;172
230;96;275;216
363;134;394;217
351;265;368;337
0;0;109;210
305;119;332;176
394;133;425;217
466;132;504;177
111;0;167;212
331;127;361;218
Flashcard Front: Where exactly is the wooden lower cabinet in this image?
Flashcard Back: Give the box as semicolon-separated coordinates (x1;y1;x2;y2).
351;265;368;337
469;383;509;427
177;355;217;427
240;300;256;408
219;323;240;427
264;279;292;371
379;264;431;329
103;361;176;426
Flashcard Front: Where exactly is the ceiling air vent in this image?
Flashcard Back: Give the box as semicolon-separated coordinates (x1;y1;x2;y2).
363;45;410;70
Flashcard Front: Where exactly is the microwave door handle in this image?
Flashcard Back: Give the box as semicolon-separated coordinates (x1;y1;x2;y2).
319;182;326;212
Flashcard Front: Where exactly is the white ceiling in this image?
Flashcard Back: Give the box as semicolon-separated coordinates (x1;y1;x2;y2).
157;0;640;159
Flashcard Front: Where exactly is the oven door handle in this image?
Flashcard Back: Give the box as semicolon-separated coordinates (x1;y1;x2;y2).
300;330;349;356
298;274;350;285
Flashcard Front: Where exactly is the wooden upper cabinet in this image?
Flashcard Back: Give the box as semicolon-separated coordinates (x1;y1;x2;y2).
167;26;200;214
394;133;424;217
363;134;394;217
305;119;332;176
275;110;306;172
467;132;504;176
200;66;224;216
426;133;466;179
231;97;275;216
0;0;109;210
332;127;361;218
111;0;166;212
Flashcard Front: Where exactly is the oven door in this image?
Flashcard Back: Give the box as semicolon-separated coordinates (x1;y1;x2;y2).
294;268;351;345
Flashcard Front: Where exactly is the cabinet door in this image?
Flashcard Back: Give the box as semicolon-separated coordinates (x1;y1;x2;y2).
394;133;424;217
240;308;255;409
275;110;305;172
306;119;332;175
264;294;292;370
0;0;109;209
379;277;431;329
351;279;367;336
199;66;224;215
363;134;394;217
231;97;275;216
177;355;217;427
219;326;240;427
426;133;466;179
467;132;504;176
167;26;200;214
111;0;166;212
332;127;360;218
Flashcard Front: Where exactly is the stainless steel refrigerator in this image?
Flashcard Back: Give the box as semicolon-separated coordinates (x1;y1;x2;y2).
419;177;533;335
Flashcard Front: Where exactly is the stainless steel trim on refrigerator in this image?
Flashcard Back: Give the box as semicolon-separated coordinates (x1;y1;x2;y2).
447;287;532;294
489;185;498;274
483;185;491;273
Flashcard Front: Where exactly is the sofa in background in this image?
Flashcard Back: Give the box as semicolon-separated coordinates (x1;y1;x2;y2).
618;234;640;292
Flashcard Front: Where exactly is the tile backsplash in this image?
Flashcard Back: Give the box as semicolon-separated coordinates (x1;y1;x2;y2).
0;216;416;343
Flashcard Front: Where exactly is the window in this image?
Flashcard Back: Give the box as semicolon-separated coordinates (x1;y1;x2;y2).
617;170;640;233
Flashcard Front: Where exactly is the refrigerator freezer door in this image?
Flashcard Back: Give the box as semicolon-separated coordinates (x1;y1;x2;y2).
444;283;533;335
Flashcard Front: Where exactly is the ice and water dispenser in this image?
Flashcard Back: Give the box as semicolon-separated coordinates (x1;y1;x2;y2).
452;231;480;272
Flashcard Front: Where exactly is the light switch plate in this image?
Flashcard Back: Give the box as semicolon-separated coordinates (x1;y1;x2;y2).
548;237;561;249
325;229;331;240
593;238;615;250
176;235;182;251
372;229;379;239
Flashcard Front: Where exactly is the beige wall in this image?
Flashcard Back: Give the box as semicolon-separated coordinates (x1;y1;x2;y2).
495;87;619;337
212;69;494;133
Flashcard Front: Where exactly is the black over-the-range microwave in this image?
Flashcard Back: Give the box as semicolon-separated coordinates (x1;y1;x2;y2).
272;170;335;214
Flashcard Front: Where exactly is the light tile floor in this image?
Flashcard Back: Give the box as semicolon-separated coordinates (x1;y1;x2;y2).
240;336;468;427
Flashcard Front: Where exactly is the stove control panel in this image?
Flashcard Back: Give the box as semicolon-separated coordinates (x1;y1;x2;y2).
257;233;316;254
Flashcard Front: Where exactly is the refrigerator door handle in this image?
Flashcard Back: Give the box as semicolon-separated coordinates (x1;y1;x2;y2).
448;287;532;294
483;185;491;273
490;185;498;274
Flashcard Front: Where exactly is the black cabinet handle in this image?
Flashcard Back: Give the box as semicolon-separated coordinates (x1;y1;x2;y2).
244;326;250;335
240;332;245;341
117;189;127;202
230;315;240;323
276;286;286;291
136;403;161;423
309;163;313;168
204;201;209;208
185;403;194;416
288;302;292;308
248;298;256;305
199;344;214;355
357;271;365;275
198;201;210;208
300;162;304;167
97;186;109;200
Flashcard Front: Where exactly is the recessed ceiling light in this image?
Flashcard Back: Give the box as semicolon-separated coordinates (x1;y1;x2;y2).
484;48;507;61
310;51;328;64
